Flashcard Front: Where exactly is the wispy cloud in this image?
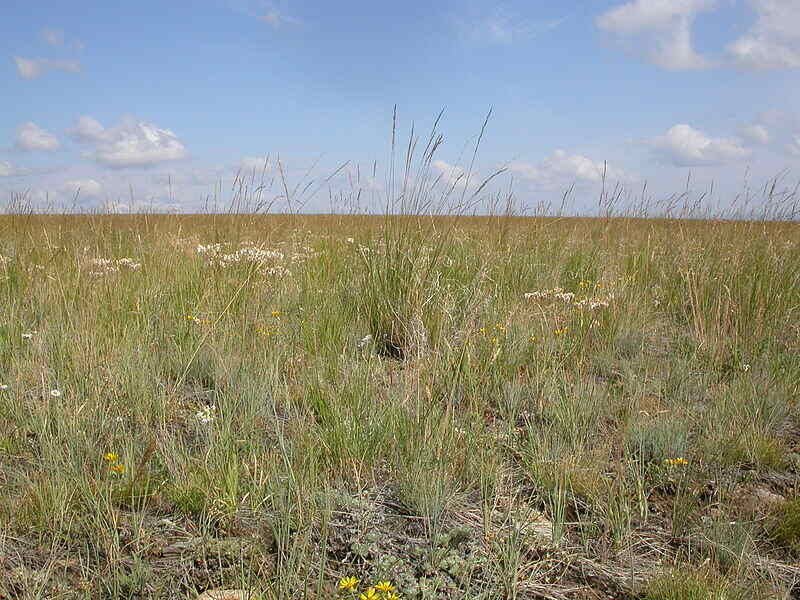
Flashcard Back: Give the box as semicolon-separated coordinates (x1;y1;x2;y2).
727;0;800;69
740;110;800;156
13;56;81;79
40;27;65;46
61;178;104;198
739;123;770;145
0;160;29;177
258;8;299;28
597;0;717;70
455;7;565;44
231;0;300;28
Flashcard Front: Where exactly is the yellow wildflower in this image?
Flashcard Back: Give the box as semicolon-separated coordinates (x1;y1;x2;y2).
386;593;400;600
664;457;688;466
360;588;379;600
271;310;281;318
375;582;395;594
103;452;119;462
110;464;125;473
338;577;359;592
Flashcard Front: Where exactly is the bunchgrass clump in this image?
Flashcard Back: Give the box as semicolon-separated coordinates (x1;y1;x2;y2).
766;496;800;556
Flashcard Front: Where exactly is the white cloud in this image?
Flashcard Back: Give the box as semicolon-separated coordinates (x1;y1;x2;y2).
456;9;565;44
15;122;60;151
258;8;298;27
14;57;44;79
61;178;103;198
70;115;188;168
0;161;27;177
739;123;770;144
433;160;472;187
744;110;800;156
509;150;629;189
596;0;716;70
651;16;715;70
13;56;81;79
727;0;800;69
41;27;64;46
39;27;84;51
650;124;751;166
597;0;716;31
71;116;107;142
243;0;300;28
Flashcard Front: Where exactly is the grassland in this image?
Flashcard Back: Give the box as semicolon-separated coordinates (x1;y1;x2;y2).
0;210;798;599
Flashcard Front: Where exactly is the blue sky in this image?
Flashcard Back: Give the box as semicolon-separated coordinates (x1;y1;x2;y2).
1;0;798;215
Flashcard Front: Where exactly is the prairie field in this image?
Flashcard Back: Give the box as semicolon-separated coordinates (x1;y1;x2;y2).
0;211;799;599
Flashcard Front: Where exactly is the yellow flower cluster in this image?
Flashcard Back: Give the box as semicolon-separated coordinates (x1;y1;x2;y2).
477;323;507;344
338;577;359;592
256;328;281;338
185;314;211;326
664;457;688;466
337;578;399;600
256;310;283;338
103;452;125;473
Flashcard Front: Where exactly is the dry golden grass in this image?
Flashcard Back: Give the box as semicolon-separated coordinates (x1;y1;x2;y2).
0;212;798;599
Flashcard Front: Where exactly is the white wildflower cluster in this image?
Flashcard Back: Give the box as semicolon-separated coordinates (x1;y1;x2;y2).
291;247;315;263
195;404;216;425
88;257;142;276
196;242;311;277
263;265;291;277
218;246;285;265
196;243;280;264
525;289;578;303
573;297;613;310
196;243;223;255
524;287;614;310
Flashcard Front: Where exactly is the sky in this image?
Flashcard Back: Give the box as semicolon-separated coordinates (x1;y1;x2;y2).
1;0;799;216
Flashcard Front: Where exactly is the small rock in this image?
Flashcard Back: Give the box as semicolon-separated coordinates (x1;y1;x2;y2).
157;518;178;528
161;537;202;557
741;487;787;514
753;487;786;508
